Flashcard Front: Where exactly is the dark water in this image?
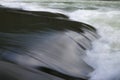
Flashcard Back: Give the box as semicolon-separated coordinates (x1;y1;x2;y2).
0;5;99;80
1;0;120;80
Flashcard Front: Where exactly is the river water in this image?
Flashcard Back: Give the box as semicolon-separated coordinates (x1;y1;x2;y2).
0;1;120;80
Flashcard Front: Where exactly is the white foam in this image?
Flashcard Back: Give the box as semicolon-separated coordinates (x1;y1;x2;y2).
0;1;65;13
69;10;120;80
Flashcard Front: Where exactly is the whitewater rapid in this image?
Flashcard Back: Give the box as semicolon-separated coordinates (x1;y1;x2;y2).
1;1;120;80
69;9;120;80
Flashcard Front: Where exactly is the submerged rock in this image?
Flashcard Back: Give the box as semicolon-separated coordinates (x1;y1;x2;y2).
0;6;98;80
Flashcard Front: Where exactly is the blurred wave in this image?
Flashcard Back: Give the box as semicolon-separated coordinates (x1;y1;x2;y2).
0;5;98;80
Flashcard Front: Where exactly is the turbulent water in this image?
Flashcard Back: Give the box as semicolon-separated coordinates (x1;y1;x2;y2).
0;1;120;80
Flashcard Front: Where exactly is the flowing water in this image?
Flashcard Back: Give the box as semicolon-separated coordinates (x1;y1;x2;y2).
0;0;120;80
